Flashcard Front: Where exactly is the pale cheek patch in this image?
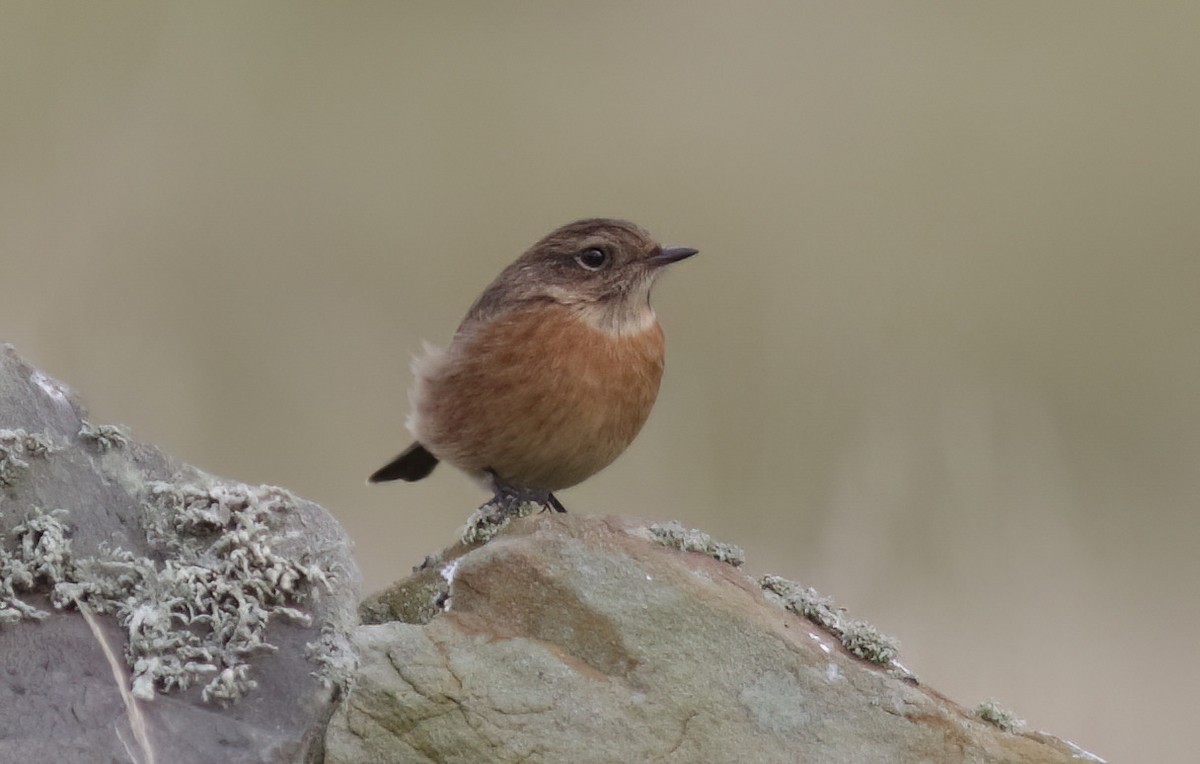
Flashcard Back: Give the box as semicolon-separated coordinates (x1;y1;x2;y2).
571;275;659;337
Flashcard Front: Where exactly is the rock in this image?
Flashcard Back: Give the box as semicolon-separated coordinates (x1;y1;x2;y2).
0;344;1103;763
0;345;360;764
334;514;1101;764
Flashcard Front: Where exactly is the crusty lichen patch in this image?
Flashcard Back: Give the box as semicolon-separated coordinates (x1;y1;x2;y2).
129;481;334;701
760;575;900;666
649;521;745;567
461;499;540;545
78;420;128;452
358;569;450;625
839;619;901;666
0;442;29;487
975;699;1025;732
306;621;360;688
0;507;71;622
0;429;58;487
5;480;341;705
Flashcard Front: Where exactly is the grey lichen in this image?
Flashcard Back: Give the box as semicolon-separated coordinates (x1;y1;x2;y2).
0;507;73;622
0;429;58;487
760;575;842;631
0;444;28;488
761;575;900;666
839;619;901;665
649;521;745;567
306;622;359;688
461;499;539;545
78;420;128;452
32;479;339;705
22;431;57;457
975;699;1025;733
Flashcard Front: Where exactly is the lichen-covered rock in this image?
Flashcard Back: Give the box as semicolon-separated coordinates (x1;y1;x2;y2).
0;345;360;764
334;514;1099;764
0;344;1104;763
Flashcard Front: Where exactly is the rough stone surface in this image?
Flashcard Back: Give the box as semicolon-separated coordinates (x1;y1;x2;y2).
0;345;360;764
1;345;1105;763
336;515;1102;764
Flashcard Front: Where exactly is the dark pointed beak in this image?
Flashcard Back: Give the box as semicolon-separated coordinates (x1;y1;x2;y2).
648;246;699;267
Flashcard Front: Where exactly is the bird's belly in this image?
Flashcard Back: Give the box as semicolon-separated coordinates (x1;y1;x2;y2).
412;306;666;491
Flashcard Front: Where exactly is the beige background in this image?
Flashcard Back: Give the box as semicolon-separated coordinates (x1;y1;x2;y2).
3;3;1197;761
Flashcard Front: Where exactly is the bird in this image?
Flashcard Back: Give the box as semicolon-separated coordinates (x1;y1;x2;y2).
368;218;696;513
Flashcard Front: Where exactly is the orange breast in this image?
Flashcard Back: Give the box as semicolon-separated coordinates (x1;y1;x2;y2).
413;304;666;490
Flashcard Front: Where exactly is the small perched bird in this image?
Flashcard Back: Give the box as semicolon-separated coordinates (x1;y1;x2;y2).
368;218;696;512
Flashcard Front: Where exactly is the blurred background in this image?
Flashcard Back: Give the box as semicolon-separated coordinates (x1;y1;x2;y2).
3;3;1197;760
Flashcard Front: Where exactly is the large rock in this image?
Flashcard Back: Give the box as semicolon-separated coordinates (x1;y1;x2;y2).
1;344;1104;763
0;345;360;763
334;514;1101;764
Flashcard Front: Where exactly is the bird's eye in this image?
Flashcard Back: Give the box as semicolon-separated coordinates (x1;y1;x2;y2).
575;247;608;270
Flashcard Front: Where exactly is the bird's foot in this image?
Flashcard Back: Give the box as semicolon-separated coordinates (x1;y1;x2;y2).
487;472;567;514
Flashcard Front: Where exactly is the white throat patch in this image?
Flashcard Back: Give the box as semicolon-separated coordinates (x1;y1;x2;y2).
570;300;658;337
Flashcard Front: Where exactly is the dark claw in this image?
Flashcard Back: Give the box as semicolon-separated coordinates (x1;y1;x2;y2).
486;469;568;514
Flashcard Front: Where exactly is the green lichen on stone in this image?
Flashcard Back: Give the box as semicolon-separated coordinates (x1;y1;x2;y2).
78;420;128;452
760;575;900;666
839;619;900;665
760;575;841;631
648;521;745;567
975;699;1025;732
358;569;449;626
461;499;539;545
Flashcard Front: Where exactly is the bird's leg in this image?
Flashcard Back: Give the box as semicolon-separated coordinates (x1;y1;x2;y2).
486;470;568;514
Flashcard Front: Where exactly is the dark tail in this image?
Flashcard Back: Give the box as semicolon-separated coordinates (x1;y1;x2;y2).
368;442;440;483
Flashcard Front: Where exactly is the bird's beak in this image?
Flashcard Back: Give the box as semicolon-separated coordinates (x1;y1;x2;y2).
648;246;699;267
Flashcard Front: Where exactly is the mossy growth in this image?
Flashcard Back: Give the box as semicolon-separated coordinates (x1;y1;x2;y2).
975;699;1025;732
648;521;745;567
359;568;450;626
760;575;900;666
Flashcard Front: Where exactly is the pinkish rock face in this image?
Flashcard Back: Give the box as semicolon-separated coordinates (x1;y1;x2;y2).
334;513;1096;764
